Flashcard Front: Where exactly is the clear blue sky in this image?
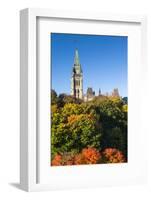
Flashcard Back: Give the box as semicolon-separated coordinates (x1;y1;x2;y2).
51;33;127;97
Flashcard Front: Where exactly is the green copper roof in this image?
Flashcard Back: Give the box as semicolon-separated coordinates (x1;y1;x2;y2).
73;49;82;74
74;49;80;66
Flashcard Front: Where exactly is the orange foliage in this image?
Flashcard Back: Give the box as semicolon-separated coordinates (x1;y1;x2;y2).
74;153;86;165
67;114;94;125
102;148;125;163
74;147;101;165
61;153;75;166
67;114;81;124
51;154;62;166
51;153;75;166
82;147;101;164
51;148;125;166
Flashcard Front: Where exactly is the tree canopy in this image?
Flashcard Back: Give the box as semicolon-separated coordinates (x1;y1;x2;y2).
51;90;128;165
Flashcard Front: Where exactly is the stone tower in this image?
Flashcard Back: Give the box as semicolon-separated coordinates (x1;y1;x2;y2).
112;88;120;97
99;88;101;96
71;49;83;99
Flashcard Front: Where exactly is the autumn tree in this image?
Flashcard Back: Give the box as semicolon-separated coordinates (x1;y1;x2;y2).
51;103;102;158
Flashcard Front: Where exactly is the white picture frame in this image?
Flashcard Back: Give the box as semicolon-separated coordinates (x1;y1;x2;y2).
20;8;147;192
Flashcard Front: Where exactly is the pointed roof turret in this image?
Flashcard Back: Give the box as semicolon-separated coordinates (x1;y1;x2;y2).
99;88;101;96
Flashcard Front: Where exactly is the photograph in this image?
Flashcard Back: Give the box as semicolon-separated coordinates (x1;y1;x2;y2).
50;33;128;166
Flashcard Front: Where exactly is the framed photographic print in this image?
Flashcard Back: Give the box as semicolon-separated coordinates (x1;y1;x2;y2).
20;8;147;191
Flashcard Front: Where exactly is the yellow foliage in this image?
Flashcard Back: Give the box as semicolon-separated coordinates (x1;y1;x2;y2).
67;114;94;125
122;105;128;112
51;104;58;114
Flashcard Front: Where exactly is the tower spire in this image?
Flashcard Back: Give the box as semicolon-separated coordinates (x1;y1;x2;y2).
71;49;83;99
74;49;80;66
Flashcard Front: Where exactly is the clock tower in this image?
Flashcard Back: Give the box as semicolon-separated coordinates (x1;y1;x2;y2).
71;49;83;99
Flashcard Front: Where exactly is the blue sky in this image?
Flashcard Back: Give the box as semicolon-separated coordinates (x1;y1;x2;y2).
51;33;127;97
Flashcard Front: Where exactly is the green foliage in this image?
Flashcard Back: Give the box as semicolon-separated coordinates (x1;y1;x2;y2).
99;99;125;126
101;127;127;156
122;97;128;105
95;99;127;159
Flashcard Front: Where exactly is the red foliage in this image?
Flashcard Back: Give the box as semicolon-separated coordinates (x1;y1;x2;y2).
102;148;125;163
81;147;101;164
74;147;101;165
51;148;125;166
51;154;62;166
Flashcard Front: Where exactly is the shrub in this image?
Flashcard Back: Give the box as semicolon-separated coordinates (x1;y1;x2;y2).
51;154;62;166
81;147;101;164
102;148;125;163
61;152;75;166
73;147;101;165
51;152;75;166
101;127;126;155
74;153;86;165
51;147;101;166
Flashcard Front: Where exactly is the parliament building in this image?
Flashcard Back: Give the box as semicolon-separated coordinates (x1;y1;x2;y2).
71;49;120;101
